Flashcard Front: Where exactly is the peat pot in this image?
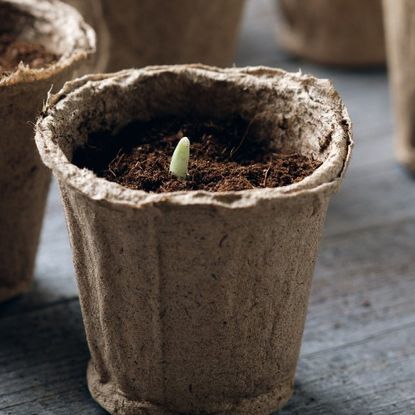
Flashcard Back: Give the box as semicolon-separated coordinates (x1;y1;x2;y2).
101;0;245;71
35;65;352;414
0;0;95;302
383;0;415;171
63;0;109;71
277;0;385;66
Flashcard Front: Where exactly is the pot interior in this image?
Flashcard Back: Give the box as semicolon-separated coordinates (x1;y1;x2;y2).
57;70;338;170
0;1;81;57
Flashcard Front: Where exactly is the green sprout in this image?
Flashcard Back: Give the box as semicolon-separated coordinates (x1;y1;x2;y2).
169;137;190;180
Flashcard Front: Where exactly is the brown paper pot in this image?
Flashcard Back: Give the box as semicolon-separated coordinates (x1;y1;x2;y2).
101;0;245;71
0;0;95;302
277;0;385;66
383;0;415;171
63;0;109;72
35;65;352;414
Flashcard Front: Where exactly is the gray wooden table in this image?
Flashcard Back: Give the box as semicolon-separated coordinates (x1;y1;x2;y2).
1;1;415;414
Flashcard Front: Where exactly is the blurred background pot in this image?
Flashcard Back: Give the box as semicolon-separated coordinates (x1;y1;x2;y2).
101;0;245;71
277;0;385;67
63;0;109;71
383;0;415;171
35;66;352;414
0;0;95;302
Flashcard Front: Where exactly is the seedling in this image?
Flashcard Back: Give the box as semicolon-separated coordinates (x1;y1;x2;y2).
169;137;190;180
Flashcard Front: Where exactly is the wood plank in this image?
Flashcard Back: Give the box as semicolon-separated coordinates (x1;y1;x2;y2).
280;323;415;415
307;218;415;354
0;301;104;415
325;164;415;236
0;186;77;317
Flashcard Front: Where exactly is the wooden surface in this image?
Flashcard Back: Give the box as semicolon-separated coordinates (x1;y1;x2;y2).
1;0;415;414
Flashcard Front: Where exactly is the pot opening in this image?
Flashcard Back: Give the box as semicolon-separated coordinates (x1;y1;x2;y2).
0;1;85;75
51;69;344;194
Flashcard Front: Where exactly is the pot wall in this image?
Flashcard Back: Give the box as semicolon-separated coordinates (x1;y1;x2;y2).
60;179;329;414
0;72;71;301
277;0;385;66
101;0;245;71
383;0;415;171
0;0;95;302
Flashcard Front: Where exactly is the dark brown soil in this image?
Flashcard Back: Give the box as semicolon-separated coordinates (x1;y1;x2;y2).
73;117;322;193
0;34;58;75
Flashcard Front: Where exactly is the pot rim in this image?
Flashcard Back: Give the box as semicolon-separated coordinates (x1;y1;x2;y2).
35;65;353;209
0;0;95;88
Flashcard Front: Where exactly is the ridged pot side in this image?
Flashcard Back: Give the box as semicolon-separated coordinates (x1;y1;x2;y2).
277;0;385;66
383;0;415;171
35;66;352;414
101;0;245;71
0;0;95;302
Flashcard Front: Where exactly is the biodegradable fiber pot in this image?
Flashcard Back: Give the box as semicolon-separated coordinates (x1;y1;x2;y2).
63;0;109;72
101;0;245;71
383;0;415;171
35;65;352;414
0;0;95;302
277;0;385;66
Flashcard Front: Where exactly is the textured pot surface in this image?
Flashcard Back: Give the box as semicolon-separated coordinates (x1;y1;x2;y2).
0;0;95;302
63;0;109;72
101;0;245;71
277;0;385;66
35;66;352;414
383;0;415;171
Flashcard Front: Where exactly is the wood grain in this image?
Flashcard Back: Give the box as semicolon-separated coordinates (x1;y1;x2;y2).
1;0;414;413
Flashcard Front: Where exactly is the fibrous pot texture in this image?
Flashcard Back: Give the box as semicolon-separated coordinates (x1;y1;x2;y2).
35;65;352;415
383;0;415;171
277;0;385;66
101;0;245;71
0;0;95;302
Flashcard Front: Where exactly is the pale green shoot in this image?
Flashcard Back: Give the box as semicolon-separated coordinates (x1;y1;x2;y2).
169;137;190;180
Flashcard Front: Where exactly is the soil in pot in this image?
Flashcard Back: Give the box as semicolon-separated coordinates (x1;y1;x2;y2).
0;34;59;75
73;116;322;192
